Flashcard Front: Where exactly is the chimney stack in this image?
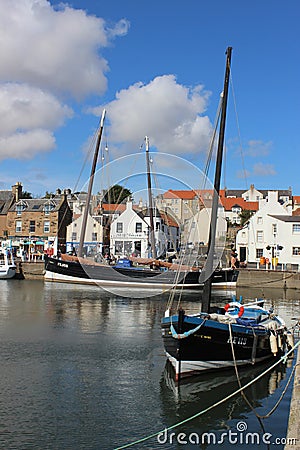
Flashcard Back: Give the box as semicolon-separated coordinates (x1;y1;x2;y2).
12;182;23;202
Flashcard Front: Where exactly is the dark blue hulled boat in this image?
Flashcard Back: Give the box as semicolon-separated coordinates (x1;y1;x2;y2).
161;48;291;380
162;300;289;380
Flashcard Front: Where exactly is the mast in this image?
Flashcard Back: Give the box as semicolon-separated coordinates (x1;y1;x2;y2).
201;47;232;313
78;109;106;257
145;136;157;259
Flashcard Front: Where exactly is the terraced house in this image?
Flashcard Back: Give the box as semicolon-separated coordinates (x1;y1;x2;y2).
2;183;72;256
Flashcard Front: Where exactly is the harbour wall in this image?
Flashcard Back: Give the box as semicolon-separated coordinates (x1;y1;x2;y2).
15;261;300;290
285;346;300;449
236;268;300;290
15;261;44;280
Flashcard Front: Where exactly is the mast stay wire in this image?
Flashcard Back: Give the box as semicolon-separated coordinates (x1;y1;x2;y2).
229;71;249;191
165;94;223;314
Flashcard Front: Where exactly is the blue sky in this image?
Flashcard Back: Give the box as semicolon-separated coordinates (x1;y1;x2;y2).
0;0;299;199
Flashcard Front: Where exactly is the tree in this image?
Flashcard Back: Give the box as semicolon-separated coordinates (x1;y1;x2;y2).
43;191;55;199
103;184;132;204
239;209;253;226
20;190;33;199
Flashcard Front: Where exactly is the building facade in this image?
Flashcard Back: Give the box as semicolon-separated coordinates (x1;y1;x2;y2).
236;191;300;269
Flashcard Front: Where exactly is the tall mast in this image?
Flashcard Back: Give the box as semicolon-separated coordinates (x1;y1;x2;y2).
201;47;232;313
145;136;157;259
78;109;106;257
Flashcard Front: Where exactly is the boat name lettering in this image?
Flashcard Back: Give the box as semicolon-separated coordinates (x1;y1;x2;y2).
227;336;247;346
196;334;212;340
57;262;69;268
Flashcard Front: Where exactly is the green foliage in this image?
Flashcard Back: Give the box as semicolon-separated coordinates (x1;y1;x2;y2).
103;184;132;204
239;209;253;226
20;190;33;199
43;191;55;199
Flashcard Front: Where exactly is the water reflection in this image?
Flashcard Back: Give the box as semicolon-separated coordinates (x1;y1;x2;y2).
159;360;293;449
0;280;297;449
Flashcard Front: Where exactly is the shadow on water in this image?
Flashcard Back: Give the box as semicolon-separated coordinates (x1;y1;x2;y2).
159;359;295;449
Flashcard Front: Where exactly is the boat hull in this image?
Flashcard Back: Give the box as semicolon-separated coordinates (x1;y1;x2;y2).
44;256;238;290
0;266;16;279
161;314;283;379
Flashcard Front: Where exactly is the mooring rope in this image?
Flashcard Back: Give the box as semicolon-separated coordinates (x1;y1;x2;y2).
113;339;300;449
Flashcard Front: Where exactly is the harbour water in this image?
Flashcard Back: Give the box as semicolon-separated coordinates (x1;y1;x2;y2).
0;280;298;449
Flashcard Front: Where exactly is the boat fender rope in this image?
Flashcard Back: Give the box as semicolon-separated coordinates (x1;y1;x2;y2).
170;322;203;339
224;301;245;318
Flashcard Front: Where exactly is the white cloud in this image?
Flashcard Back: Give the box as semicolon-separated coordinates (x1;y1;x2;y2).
93;75;213;156
0;129;55;160
0;83;72;135
0;0;129;160
253;162;276;176
0;83;72;159
245;140;272;157
0;0;129;98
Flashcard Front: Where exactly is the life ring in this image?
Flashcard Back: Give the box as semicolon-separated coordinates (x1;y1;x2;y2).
224;301;245;318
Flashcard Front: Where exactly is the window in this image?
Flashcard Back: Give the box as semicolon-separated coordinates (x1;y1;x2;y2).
124;241;132;255
44;202;55;215
272;224;277;235
292;247;300;256
71;232;77;241
44;221;50;233
256;230;263;242
115;241;123;254
136;223;142;233
292;224;300;233
257;217;263;225
256;248;263;258
116;222;123;233
92;232;97;241
16;220;22;232
29;220;35;233
16;200;28;216
156;222;160;231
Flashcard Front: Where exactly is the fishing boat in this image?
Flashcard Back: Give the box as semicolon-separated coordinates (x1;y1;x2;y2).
44;110;238;292
0;248;16;279
161;47;292;379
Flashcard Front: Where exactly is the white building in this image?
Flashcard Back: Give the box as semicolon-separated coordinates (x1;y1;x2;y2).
184;206;227;246
110;200;179;258
236;191;300;269
66;213;103;256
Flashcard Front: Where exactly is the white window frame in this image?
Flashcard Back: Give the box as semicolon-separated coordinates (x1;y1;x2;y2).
16;220;22;232
44;220;50;233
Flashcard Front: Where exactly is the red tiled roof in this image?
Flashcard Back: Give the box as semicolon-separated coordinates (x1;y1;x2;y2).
101;203;127;213
162;189;197;200
160;211;179;228
220;197;259;211
293;196;300;204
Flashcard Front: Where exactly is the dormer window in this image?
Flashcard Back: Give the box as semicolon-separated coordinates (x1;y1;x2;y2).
44;200;56;215
15;200;28;215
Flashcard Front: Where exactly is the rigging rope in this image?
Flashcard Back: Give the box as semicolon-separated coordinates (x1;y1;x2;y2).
229;71;248;191
113;340;300;450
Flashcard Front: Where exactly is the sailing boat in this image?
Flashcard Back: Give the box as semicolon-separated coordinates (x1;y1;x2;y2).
44;109;238;291
161;47;291;379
